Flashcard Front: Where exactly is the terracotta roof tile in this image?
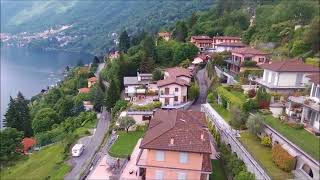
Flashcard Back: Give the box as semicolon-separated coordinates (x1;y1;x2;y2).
259;60;320;72
88;76;97;82
140;110;212;154
22;138;36;153
165;67;193;78
216;42;246;47
213;36;241;40
157;77;189;87
191;35;212;40
78;88;90;94
231;47;269;55
307;73;320;84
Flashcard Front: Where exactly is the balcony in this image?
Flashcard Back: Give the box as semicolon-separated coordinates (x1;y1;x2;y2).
255;78;307;89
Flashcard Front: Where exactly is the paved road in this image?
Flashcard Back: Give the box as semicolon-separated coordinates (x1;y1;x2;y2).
65;111;110;180
189;68;208;111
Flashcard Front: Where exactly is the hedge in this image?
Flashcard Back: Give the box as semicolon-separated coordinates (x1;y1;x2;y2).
130;101;162;111
217;86;245;107
272;144;295;172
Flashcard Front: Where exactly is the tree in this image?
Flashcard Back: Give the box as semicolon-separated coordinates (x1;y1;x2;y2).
119;116;135;132
139;53;155;73
304;17;320;52
256;87;271;109
173;21;188;42
246;114;264;136
173;43;198;65
119;30;130;53
142;35;156;58
0;128;23;161
188;82;200;100
4;92;33;137
152;68;164;81
105;78;121;110
234;171;255;180
54;97;74;119
89;85;105;112
32;108;59;134
188;12;198;28
230;106;248;129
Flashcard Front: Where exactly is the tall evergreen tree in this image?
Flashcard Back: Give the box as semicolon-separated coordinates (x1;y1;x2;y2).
4;92;33;137
142;35;156;58
119;30;130;53
173;21;188;42
105;78;121;111
139;53;155;73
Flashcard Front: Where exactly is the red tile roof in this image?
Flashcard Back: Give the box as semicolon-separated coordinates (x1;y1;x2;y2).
140;110;212;154
216;42;246;47
213;36;241;40
259;60;320;72
307;73;320;84
88;76;97;82
22;138;36;153
157;77;189;87
231;47;269;55
78;88;90;94
165;67;193;78
191;35;212;40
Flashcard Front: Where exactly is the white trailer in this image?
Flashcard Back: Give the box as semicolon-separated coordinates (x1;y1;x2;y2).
72;144;85;157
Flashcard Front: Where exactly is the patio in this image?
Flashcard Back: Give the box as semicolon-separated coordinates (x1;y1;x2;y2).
131;95;158;106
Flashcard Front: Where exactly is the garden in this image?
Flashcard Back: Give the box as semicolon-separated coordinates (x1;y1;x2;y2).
108;130;145;158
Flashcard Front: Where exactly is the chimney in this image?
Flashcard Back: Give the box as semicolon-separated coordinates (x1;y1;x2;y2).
200;133;204;141
170;137;174;145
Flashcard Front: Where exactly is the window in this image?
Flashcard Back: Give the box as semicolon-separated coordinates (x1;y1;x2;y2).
179;152;188;163
178;172;187;180
155;170;164;180
156;151;165;161
175;88;179;92
165;88;170;95
258;58;264;62
174;96;178;102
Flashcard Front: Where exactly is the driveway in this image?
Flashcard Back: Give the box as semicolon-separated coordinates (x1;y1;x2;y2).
189;68;208;111
65;111;110;180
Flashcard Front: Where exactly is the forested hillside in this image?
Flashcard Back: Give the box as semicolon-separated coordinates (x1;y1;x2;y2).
1;0;214;54
170;0;319;61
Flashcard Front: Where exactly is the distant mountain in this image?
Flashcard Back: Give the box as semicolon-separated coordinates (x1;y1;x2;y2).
1;0;214;54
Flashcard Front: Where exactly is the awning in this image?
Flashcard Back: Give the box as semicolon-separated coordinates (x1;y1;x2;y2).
282;143;300;157
136;89;146;94
192;57;203;64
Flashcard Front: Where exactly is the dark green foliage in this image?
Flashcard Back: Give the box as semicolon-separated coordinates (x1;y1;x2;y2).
4;92;33;137
188;82;200;100
246;114;264;136
234;171;255;180
32;108;59;134
54;96;74;119
105;78;121;111
172;21;188;42
142;35;156;58
111;100;129;119
242;99;259;113
139;54;155;73
230;106;248;130
89;85;105;112
0;128;24;161
119;30;130;53
118;116;136;132
173;43;198;66
152;68;164;81
256;87;271;109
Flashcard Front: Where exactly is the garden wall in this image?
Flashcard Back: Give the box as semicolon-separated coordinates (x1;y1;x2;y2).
201;103;271;180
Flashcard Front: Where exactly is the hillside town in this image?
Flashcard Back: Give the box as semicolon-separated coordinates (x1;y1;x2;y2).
1;1;319;180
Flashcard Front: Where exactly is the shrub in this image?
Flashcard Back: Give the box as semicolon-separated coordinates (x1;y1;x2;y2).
247;89;256;98
242;61;257;67
261;135;272;147
130;101;162;111
207;93;215;103
217;86;244;107
285;122;304;129
272;144;295;172
242;99;259;113
234;171;255;180
188;82;200;100
246;114;263;136
230;106;248;129
256;87;271;109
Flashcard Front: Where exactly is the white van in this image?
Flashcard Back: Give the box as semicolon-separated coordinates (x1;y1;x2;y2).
72;144;85;157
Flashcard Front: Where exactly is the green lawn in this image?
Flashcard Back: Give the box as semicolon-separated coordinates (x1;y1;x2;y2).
210;160;227;180
210;103;230;122
0;143;70;180
264;115;320;161
108;131;145;158
239;132;293;180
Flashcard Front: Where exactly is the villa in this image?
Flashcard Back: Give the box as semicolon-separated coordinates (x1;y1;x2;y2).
158;32;171;41
212;36;241;47
158;67;192;108
256;60;320;94
123;72;155;99
286;73;320;134
190;35;213;52
88;76;97;88
136;110;213;180
225;47;270;74
214;42;246;52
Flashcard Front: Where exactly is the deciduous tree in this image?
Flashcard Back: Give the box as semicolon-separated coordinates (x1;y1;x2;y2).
119;116;136;133
0;128;23;161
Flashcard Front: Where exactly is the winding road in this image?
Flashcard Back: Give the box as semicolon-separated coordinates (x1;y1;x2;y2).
189;68;208;111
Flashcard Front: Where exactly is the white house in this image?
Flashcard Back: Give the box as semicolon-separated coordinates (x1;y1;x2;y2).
214;42;246;52
256;60;320;94
158;67;192;108
123;72;153;98
286;73;320;134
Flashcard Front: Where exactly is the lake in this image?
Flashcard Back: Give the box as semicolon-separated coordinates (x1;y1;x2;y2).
0;47;93;127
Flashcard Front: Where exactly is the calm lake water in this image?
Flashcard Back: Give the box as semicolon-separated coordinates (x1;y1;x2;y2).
0;47;93;127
